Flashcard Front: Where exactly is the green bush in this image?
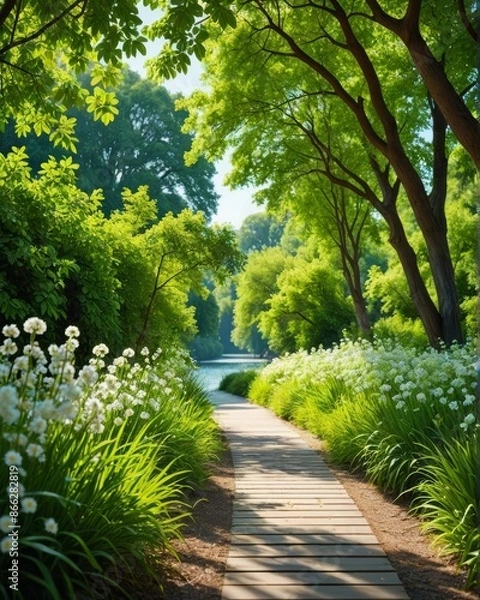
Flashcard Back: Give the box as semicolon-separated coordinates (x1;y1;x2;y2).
412;437;480;589
248;376;271;406
219;369;259;397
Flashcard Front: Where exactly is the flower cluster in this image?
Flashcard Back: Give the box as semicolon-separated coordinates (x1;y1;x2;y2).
260;337;478;433
0;318;192;554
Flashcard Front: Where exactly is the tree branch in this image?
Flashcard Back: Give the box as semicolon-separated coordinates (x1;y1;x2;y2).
456;0;479;43
0;0;87;58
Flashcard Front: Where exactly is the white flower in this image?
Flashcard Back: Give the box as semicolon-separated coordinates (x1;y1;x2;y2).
12;434;28;447
0;536;12;553
114;417;123;426
65;326;80;338
89;421;105;434
59;384;82;402
140;347;150;356
26;444;44;459
65;338;80;352
460;413;476;431
23;343;46;362
13;356;28;371
57;402;78;421
21;497;37;514
124;408;134;418
78;365;98;387
0;339;18;355
416;393;426;402
0;516;12;533
2;324;20;338
23;317;47;335
36;399;56;420
395;400;406;410
44;518;58;535
0;385;18;407
448;401;459;411
0;386;20;425
140;411;150;420
4;451;22;466
122;348;135;358
463;395;475;407
92;343;109;358
60;363;76;384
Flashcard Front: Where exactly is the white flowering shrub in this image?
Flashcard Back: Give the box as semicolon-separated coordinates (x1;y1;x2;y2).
0;319;220;598
249;337;479;587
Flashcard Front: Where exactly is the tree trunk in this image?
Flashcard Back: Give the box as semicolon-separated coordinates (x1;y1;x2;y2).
381;206;443;346
400;29;480;170
389;148;464;345
340;253;371;337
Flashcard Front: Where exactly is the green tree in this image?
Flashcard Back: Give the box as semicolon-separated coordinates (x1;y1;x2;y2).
126;209;242;350
0;147;242;354
151;0;479;167
0;69;219;219
260;255;355;354
174;3;476;346
0;1;150;143
232;247;287;354
237;212;286;253
366;147;478;338
188;290;223;360
232;241;355;354
214;280;243;353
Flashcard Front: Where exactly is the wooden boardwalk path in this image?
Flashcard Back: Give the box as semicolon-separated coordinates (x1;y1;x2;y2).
210;390;409;600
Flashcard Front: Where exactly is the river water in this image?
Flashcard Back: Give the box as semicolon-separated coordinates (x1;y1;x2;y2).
196;354;268;391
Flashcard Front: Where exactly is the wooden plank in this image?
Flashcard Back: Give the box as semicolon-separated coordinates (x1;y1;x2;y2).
228;543;387;558
233;499;357;508
222;584;409;600
225;556;395;572
231;524;374;535
223;571;402;586
232;516;368;526
233;510;364;519
230;533;380;546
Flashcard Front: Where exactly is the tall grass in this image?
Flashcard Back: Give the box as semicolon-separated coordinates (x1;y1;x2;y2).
248;337;478;587
0;319;220;598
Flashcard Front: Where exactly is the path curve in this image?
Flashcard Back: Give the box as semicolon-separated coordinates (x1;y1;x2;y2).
210;390;409;600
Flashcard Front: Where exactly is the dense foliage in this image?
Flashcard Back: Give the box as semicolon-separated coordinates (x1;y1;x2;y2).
219;369;259;397
0;147;241;357
0;69;219;219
